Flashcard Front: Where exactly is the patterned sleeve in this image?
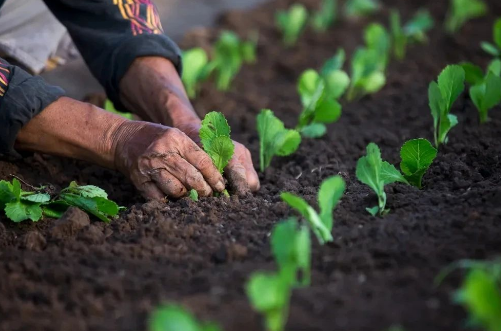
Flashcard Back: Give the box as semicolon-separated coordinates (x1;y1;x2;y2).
0;58;65;160
43;0;182;111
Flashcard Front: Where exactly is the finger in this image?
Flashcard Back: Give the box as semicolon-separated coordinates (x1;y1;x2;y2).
243;150;260;192
178;141;225;193
225;158;251;196
149;169;188;198
138;181;166;200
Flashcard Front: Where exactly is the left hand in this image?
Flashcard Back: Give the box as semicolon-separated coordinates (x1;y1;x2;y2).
177;122;260;195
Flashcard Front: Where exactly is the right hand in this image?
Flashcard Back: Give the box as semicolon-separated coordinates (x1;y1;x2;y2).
112;121;226;200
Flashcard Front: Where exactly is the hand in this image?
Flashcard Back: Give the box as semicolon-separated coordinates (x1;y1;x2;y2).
112;121;226;200
177;122;260;195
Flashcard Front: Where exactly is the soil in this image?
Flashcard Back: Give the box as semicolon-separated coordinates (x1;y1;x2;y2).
1;0;501;330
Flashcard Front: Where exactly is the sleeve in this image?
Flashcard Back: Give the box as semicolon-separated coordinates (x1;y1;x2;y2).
0;58;65;160
43;0;183;111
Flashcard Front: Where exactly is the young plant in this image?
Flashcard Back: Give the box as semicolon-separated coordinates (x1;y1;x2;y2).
281;175;345;244
445;0;487;34
0;179;120;223
296;50;350;138
399;138;437;189
271;217;311;287
462;59;501;123
344;0;380;18
364;23;391;70
149;304;222;331
275;4;308;46
429;65;465;147
199;111;234;174
311;0;337;32
188;189;199;202
246;271;291;331
346;48;386;101
210;31;256;91
356;143;407;216
390;9;434;60
182;47;210;98
257;109;301;172
481;18;501;58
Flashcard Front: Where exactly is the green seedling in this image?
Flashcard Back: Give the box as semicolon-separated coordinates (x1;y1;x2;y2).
445;0;487;33
0;179;120;223
364;23;391;70
356;143;407;216
344;0;380;18
461;60;501;123
257;109;301;172
149;304;222;331
182;48;211;99
246;271;291;331
296;50;350;138
399;138;437;189
188;189;199;202
281;175;345;244
436;259;501;331
481;18;501;58
104;99;134;120
209;31;256;91
271;217;311;287
276;4;308;46
311;0;337;32
390;9;434;60
429;65;465;147
346;48;386;101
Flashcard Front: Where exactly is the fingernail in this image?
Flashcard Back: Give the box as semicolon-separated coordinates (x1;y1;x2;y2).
215;180;225;192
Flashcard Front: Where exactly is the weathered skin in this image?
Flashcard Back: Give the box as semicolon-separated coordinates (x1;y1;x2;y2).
15;56;260;199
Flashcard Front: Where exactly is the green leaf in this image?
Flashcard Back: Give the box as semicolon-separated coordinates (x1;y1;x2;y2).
390;9;406;60
438;65;465;112
487;59;501;76
470;71;501;123
61;193;114;223
321;49;346;75
356;143;382;195
0;180;15;208
276;4;308;46
188;189;199;202
404;10;434;40
366;206;379;216
297;70;324;108
257;109;301;171
5;201;43;223
400;138;437;188
318;175;345;231
70;184;108;199
381;161;408;185
481;42;501;57
455;269;501;331
211;31;245;91
364;23;391;70
149;304;222;331
280;192;311;220
21;193;51;203
246;272;290;331
313;99;342;123
445;0;487;33
344;0;380;18
494;18;501;49
12;179;21;200
460;62;485;85
182;48;209;98
199;112;234;173
311;0;337;32
300;123;327;138
323;70;350;99
42;200;70;219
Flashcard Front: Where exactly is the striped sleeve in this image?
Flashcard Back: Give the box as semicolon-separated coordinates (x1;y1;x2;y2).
43;0;182;111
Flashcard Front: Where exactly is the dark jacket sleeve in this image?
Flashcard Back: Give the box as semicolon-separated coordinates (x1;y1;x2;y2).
43;0;183;111
0;58;65;160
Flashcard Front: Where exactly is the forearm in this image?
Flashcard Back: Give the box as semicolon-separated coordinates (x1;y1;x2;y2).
15;97;131;169
119;57;200;128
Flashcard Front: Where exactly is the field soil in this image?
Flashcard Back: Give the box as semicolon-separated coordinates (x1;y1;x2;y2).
1;0;501;330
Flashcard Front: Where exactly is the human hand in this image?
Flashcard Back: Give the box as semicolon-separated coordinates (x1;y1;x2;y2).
112;121;226;200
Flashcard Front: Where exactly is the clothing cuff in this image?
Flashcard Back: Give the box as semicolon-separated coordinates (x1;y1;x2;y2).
106;34;182;112
0;66;65;160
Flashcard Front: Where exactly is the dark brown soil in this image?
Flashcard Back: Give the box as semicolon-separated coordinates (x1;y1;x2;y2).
1;0;501;330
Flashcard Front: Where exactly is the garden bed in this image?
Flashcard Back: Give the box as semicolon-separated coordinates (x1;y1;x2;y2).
1;0;501;330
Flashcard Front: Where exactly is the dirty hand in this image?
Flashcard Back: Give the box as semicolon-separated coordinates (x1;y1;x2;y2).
176;122;260;195
112;121;226;200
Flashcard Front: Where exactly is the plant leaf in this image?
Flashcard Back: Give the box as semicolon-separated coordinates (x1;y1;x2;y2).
437;65;465;113
400;138;437;188
321;49;346;75
318;175;345;231
323;70;350;99
356;143;382;195
300;123;327;138
460;62;485;85
381;161;407;185
5;201;43;223
481;42;501;57
21;193;51;203
313;98;342;123
200;112;234;173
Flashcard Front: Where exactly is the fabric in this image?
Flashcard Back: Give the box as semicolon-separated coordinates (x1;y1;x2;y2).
0;0;182;159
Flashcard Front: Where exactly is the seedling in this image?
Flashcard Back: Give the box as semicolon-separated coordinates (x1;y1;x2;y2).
271;217;311;287
149;304;222;331
246;271;291;331
281;175;345;244
210;31;256;91
104;99;134;119
481;18;501;58
461;60;501;123
390;9;434;60
436;259;501;331
188;189;199;202
429;65;465;147
257;109;301;172
182;48;211;98
346;48;386;101
275;4;308;46
311;0;337;32
445;0;487;33
356;143;407;216
364;23;391;71
296;50;350;138
399;138;437;189
344;0;380;18
0;179;120;223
